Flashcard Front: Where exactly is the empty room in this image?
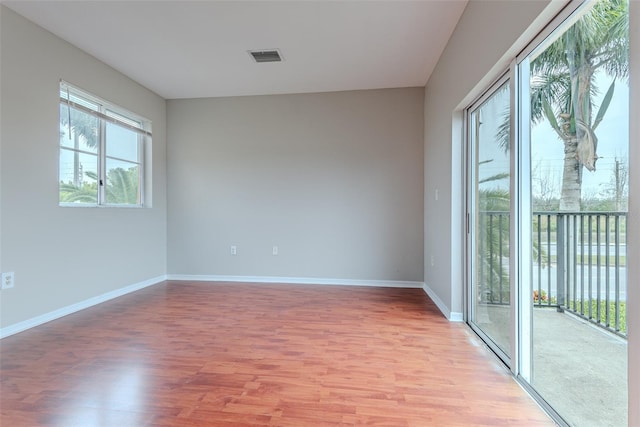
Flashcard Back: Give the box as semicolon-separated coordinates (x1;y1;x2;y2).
1;1;638;426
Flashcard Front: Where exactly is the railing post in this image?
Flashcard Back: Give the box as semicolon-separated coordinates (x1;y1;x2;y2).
556;214;565;311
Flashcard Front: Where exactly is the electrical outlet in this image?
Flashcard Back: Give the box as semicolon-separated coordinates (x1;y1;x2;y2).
430;255;435;267
272;246;279;256
2;272;15;290
230;245;237;256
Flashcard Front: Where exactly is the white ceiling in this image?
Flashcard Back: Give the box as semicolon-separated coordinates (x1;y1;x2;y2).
3;0;468;100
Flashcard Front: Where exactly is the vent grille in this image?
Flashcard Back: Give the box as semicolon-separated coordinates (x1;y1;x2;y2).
249;50;282;63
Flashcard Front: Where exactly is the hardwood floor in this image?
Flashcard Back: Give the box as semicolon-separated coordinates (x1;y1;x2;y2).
1;282;553;426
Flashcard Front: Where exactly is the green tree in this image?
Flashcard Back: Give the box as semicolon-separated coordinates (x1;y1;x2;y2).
530;0;628;211
478;184;510;304
60;167;139;205
59;181;97;203
104;167;140;205
59;103;99;187
478;167;548;304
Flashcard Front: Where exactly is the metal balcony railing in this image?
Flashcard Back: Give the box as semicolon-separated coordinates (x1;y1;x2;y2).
478;211;628;337
533;211;627;337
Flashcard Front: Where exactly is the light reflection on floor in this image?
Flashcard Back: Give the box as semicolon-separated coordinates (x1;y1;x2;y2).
57;361;150;426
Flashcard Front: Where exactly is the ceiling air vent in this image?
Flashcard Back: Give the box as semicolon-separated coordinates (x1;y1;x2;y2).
249;49;282;63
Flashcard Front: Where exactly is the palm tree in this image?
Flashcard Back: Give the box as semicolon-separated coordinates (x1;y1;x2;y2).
59;181;98;203
530;0;628;211
478;184;511;304
60;168;139;205
478;170;547;304
104;167;140;204
59;103;99;187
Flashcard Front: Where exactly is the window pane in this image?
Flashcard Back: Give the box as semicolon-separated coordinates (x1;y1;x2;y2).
59;103;99;153
106;122;139;162
59;149;98;204
469;82;511;360
526;1;629;426
104;159;140;205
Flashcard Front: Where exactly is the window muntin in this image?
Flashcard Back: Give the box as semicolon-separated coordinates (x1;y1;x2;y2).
59;82;151;207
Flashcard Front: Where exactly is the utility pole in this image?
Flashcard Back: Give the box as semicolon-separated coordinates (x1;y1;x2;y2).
615;159;621;211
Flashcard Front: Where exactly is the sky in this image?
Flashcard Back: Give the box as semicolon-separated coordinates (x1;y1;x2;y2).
477;0;630;204
476;71;629;202
531;72;629;200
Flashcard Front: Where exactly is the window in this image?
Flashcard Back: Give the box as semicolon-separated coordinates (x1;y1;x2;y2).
59;81;151;207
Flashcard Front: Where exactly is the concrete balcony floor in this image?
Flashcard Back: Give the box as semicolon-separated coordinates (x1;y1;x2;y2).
474;305;627;427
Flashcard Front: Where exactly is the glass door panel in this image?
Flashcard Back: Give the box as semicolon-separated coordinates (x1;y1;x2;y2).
524;1;629;425
468;80;511;361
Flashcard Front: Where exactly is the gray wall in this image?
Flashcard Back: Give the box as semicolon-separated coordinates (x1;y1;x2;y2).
1;0;638;422
167;89;424;282
0;7;167;328
423;0;553;316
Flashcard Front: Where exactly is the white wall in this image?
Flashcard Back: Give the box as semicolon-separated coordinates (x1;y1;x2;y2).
167;89;424;282
0;6;167;329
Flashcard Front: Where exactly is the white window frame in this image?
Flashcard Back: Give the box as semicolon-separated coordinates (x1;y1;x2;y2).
59;81;152;207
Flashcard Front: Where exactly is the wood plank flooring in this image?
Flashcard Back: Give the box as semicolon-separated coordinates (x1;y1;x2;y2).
0;282;553;426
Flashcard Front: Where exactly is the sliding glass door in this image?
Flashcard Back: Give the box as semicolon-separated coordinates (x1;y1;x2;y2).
466;1;630;425
467;77;512;363
523;1;629;425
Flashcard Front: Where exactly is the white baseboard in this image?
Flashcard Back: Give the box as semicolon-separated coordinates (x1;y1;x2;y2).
167;274;424;289
449;312;464;322
422;283;464;322
0;275;167;339
0;275;430;339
